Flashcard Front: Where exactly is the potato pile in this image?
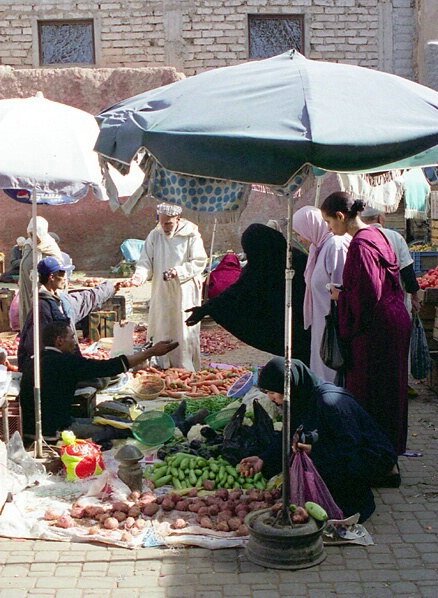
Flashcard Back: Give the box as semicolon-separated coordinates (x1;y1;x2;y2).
44;490;155;543
155;487;282;534
43;487;283;541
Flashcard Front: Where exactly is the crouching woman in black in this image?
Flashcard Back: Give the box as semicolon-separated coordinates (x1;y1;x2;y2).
239;357;399;522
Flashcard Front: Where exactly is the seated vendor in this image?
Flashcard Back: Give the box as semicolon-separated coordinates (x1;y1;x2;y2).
238;357;399;523
0;236;25;283
18;256;121;372
19;320;178;440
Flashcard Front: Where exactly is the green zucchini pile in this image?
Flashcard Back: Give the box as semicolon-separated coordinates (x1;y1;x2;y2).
149;451;268;490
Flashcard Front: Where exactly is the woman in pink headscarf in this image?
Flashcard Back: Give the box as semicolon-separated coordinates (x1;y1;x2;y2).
293;206;350;382
206;253;242;300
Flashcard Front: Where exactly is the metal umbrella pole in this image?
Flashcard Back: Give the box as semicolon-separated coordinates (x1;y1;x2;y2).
31;189;43;458
202;217;218;304
281;195;294;524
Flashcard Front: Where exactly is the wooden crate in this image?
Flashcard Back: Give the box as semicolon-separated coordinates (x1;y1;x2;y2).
0;289;15;333
101;295;126;321
0;399;22;442
427;354;438;393
418;291;438;351
89;311;116;342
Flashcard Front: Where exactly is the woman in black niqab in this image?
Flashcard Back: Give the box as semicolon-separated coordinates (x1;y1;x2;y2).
241;357;399;522
185;223;311;361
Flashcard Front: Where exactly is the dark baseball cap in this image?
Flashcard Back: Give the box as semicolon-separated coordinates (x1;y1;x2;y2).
37;256;66;277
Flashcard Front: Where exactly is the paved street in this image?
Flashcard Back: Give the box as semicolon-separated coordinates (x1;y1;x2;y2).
1;376;437;598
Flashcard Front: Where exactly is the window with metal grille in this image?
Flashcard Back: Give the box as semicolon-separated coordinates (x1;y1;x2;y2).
248;14;304;59
38;20;95;66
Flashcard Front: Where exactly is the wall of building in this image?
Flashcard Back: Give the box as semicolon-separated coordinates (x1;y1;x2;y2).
415;0;438;87
0;0;422;270
0;1;416;78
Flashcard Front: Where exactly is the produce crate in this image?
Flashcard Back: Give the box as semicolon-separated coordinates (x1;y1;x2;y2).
427;353;438;393
0;398;22;442
89;310;116;342
100;294;129;321
0;289;15;333
418;290;438;352
410;251;438;274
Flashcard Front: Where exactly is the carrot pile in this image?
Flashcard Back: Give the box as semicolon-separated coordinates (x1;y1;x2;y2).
133;365;249;398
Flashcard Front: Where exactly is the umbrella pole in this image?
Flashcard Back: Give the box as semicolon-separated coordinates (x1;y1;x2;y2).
31;189;43;458
314;177;322;208
202;217;217;304
281;195;294;524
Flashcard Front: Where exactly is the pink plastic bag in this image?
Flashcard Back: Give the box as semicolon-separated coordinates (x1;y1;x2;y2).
290;450;344;520
9;291;20;332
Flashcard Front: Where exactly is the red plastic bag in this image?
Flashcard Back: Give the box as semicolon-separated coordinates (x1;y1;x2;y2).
60;431;105;481
290;450;344;520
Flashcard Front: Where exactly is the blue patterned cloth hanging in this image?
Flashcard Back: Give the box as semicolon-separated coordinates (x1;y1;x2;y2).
148;162;251;220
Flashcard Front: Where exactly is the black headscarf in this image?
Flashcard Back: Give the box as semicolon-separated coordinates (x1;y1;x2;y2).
258;356;398;522
258;357;321;401
200;224;311;360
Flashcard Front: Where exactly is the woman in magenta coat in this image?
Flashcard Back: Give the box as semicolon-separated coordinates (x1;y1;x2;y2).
320;192;412;456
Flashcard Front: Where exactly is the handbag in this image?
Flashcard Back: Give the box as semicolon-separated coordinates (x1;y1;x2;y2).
410;312;432;380
320;300;344;371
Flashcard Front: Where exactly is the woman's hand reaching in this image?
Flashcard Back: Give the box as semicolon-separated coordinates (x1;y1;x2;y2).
238;456;264;478
185;306;206;326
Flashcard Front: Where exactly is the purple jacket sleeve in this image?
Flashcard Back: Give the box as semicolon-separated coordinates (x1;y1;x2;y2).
61;281;115;324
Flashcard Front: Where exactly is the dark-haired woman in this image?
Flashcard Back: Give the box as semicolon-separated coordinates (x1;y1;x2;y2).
320;192;412;455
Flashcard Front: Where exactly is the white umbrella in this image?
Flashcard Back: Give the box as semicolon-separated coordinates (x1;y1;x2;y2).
0;92;109;457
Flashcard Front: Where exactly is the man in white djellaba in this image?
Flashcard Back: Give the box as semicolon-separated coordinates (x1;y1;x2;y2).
130;203;207;370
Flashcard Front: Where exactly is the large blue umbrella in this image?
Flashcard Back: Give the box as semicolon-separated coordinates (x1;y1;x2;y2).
95;50;438;186
95;50;438;525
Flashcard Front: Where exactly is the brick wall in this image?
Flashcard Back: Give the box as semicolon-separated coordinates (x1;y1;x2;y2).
0;1;415;78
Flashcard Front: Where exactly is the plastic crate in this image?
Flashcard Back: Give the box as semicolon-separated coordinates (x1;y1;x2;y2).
0;398;22;441
410;251;438;274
